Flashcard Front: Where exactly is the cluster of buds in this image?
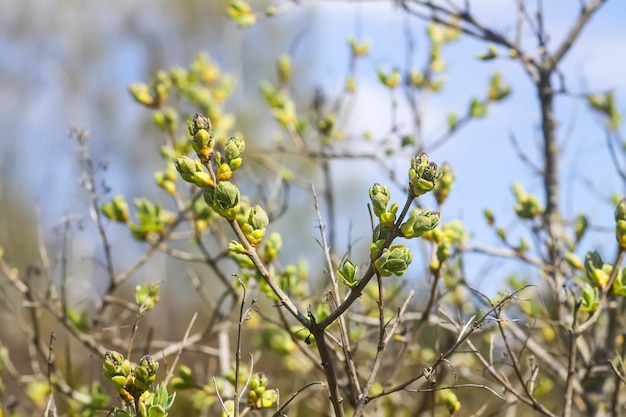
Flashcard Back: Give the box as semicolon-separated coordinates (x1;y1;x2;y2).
188;113;215;162
408;152;443;197
374;244;413;277
169;365;196;390
152;106;178;135
154;162;178;195
128;198;174;241
135;283;160;314
214;136;245;181
128;70;171;108
247;372;278;409
376;68;401;89
348;36;371;58
369;183;398;229
433;162;455;205
101;195;130;223
487;72;511;102
204;181;240;221
261;232;282;264
239;205;269;246
103;351;158;403
587;91;621;131
226;0;256;28
138;383;176;417
511;183;543;220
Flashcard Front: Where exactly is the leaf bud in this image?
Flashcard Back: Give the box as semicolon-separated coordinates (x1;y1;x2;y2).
400;209;440;239
408;152;443;197
374;244;413;277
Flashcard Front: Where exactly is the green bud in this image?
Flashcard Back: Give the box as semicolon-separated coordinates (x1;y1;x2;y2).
400;209;440;239
442;220;468;245
380;203;399;229
248;205;269;230
175;157;214;188
262;232;282;263
240;205;269;246
443;391;461;413
563;252;583;270
376;68;401;89
585;251;612;288
469;98;488;118
369;183;391;217
229;240;247;254
216;163;233;181
170;365;195;389
337;259;359;288
408;70;424;88
103;351;125;377
408;152;443;197
188;114;214;159
615;199;626;248
128;83;154;107
433;162;454;205
277;54;292;84
259;389;278;408
483;209;495;225
345;76;356;93
575;214;588;244
154;171;176;195
436;240;452;264
348;37;371;57
477;44;498;61
587;91;621;131
374;244;413;277
135;283;160;312
134;355;158;392
204;181;240;221
101;195;130;223
581;283;600;313
224;136;245;170
488;72;511;101
512;183;543;219
175;156;202;183
188;113;212;135
250;372;268;391
614;268;626;297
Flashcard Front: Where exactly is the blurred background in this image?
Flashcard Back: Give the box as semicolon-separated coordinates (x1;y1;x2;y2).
1;0;626;414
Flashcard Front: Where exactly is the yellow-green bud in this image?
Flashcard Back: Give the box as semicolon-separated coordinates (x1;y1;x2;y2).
277;54;292;84
204;181;240;220
374;244;412;277
369;183;391;218
337;259;359;288
433;162;455;205
400;209;440;239
585;251;612;288
101;195;130;223
128;83;154;107
408;152;443;196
